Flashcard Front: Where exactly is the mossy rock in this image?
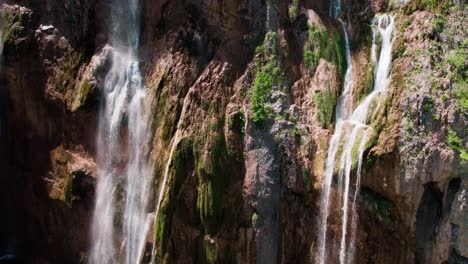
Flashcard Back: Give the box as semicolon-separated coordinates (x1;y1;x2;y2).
303;25;346;78
69;78;93;111
55;50;86;95
2;10;25;47
153;138;194;257
195;134;229;234
314;87;337;129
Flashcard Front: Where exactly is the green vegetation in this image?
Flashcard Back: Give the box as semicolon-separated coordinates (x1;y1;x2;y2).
251;212;258;224
447;128;468;161
249;32;286;125
314;87;337;128
2;11;23;46
433;14;447;34
64;173;76;208
446;47;467;82
404;0;453;14
154;210;168;256
303;49;318;69
70;78;92;111
203;241;217;264
55;50;86;94
366;154;376;168
251;71;274;124
288;0;299;21
195;134;231;234
360;62;375;101
161;107;179;142
303;26;346;77
154;139;194;257
362;188;393;224
457;85;468;112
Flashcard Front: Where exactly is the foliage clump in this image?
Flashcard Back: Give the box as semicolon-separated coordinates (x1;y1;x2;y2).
249;32;286;125
447;129;468;161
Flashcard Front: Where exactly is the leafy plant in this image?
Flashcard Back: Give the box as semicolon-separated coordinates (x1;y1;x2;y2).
447;128;468;161
250;71;273;124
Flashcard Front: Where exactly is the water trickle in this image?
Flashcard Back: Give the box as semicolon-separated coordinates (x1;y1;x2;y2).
150;89;191;263
90;0;153;263
316;14;395;264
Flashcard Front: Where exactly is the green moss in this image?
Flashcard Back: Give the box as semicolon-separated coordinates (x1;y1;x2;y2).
288;0;299;21
154;139;194;257
154;209;168;256
161;113;176;142
446;47;467;83
204;241;217;264
2;11;23;47
303;26;346;77
64;173;75;208
70;78;92;111
251;212;258;224
366;154;376;167
457;84;468;112
304;49;319;69
314;87;337;128
404;0;453;14
55;50;86;94
195;134;231;234
433;14;447;34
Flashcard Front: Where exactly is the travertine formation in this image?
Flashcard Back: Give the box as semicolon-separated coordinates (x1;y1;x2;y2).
0;0;466;263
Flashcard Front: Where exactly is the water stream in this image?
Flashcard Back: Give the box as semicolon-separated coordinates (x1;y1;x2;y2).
317;14;395;264
89;0;153;263
150;88;192;263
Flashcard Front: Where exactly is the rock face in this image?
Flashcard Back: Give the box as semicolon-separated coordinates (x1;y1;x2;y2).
1;0;466;264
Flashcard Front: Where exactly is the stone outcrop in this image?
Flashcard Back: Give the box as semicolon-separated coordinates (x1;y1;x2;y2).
0;0;466;263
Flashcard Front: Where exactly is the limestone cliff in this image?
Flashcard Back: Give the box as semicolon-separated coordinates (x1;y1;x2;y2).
0;0;466;263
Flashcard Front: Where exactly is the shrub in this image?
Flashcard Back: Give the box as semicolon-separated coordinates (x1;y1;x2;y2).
447;128;468;161
250;71;273;124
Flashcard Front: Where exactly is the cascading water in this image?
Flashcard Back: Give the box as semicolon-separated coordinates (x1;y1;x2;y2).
89;0;153;264
149;88;192;263
329;0;341;18
316;14;395;264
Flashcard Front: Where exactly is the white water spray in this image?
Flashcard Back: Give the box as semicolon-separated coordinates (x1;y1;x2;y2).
90;0;153;263
316;14;395;264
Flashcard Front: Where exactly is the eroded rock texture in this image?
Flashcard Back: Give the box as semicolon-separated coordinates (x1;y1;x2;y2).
0;0;466;263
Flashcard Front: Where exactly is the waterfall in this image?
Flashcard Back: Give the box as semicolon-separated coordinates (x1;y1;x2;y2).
316;14;395;264
329;0;341;18
89;0;153;264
